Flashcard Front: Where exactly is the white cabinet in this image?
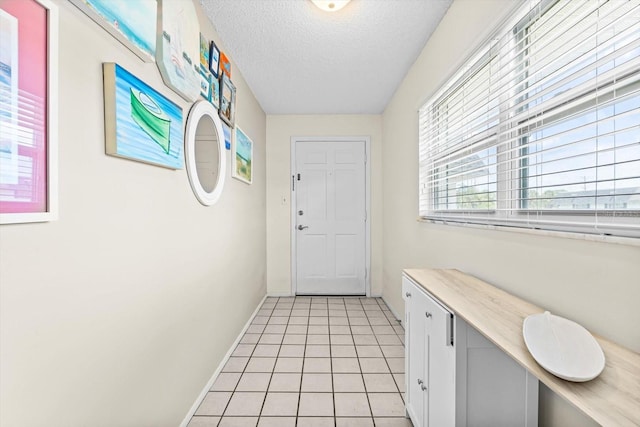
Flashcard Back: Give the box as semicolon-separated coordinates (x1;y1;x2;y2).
403;274;538;427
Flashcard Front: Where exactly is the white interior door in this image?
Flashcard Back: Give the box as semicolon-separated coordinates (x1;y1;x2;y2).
294;140;366;295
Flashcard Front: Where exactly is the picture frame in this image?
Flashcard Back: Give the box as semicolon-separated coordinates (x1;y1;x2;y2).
220;51;232;78
211;75;220;110
209;40;220;78
199;33;210;68
222;122;232;151
103;63;184;169
199;65;212;101
156;0;200;102
219;73;236;128
233;127;253;184
69;0;156;62
0;0;59;224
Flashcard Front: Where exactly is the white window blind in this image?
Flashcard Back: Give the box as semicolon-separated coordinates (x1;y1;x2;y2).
419;0;640;238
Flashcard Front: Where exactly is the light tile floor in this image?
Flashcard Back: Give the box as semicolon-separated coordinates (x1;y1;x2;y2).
189;296;413;427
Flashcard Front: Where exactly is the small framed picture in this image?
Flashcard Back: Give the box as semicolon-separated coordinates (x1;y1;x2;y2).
220;51;231;78
209;40;220;78
233;127;253;184
199;65;212;100
211;75;220;110
222;122;231;150
219;72;236;127
199;33;210;68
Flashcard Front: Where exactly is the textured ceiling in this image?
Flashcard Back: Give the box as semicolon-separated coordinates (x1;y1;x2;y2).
200;0;452;114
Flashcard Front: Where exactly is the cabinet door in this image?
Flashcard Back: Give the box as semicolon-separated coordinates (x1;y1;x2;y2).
424;292;456;427
462;325;538;427
403;277;426;427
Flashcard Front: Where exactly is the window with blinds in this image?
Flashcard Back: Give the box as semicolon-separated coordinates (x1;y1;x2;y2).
419;0;640;238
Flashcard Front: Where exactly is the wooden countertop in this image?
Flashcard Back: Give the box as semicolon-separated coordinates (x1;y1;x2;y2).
403;268;640;427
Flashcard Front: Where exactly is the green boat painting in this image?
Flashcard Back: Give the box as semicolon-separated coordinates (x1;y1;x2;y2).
130;88;171;154
103;63;183;169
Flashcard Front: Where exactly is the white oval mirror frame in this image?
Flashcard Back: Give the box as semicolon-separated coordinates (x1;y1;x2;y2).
185;100;226;206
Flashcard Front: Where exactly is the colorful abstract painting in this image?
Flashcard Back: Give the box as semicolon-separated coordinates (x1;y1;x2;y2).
220;51;231;78
0;9;19;187
70;0;156;62
233;127;253;184
0;0;56;223
103;63;183;169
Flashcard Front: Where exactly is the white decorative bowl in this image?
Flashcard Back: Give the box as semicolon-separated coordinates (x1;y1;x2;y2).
523;311;605;382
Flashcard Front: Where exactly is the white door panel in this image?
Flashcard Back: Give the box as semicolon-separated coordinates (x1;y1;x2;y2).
295;140;366;295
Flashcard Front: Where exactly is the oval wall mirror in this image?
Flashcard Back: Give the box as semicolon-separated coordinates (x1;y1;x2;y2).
185;100;226;206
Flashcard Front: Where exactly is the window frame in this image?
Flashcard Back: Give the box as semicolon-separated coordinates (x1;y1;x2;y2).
418;0;640;239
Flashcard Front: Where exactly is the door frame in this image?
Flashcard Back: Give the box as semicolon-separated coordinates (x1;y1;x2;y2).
290;136;371;297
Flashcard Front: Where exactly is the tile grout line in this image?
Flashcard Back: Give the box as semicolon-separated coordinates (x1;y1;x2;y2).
295;296;310;426
373;299;405;397
255;298;288;422
222;296;277;424
358;298;376;426
329;299;336;427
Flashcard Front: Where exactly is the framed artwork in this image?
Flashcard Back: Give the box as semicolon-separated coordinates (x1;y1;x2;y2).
156;0;200;102
222;122;231;151
199;65;212;101
220;51;231;78
219;73;236;127
69;0;156;62
0;0;59;224
103;63;183;169
211;75;220;110
209;40;220;78
233;127;253;184
199;33;210;68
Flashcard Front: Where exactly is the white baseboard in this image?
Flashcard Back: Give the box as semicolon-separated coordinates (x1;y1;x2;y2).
266;292;293;297
180;294;267;427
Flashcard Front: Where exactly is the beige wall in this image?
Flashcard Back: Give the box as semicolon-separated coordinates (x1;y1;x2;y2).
0;1;266;426
381;0;640;426
266;115;383;296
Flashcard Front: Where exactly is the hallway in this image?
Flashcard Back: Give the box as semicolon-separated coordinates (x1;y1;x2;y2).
189;296;411;426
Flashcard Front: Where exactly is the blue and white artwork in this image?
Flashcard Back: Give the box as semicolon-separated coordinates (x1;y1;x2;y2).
104;63;183;169
222;122;231;151
70;0;156;62
156;0;200;101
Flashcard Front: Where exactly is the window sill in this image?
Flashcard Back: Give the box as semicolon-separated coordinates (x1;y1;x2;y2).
417;217;640;247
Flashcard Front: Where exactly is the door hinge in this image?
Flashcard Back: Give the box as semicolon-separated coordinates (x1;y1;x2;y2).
292;175;295;191
297;173;301;181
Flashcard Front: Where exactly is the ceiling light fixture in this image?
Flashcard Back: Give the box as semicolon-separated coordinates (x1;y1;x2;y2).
310;0;351;12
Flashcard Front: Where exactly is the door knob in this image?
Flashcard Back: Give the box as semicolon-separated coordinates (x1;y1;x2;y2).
417;379;423;385
298;225;309;230
405;292;411;297
421;383;427;391
425;312;432;318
